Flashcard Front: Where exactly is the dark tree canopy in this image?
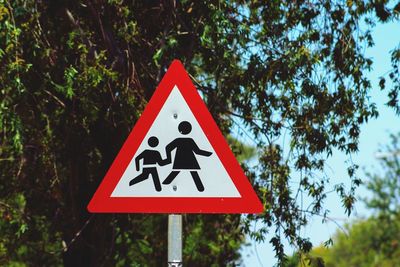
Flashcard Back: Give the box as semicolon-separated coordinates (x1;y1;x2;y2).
0;0;399;266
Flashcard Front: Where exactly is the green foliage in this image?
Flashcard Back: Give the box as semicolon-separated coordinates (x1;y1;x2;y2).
227;135;256;163
0;0;399;266
285;249;327;267
286;132;400;267
365;133;400;215
297;217;400;267
386;42;400;114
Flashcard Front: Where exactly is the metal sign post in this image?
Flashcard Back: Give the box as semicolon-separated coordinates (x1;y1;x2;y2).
168;214;182;267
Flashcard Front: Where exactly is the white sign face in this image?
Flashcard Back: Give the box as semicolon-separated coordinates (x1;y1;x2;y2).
111;86;241;198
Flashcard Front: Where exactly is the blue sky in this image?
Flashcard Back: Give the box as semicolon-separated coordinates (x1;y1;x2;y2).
242;19;400;267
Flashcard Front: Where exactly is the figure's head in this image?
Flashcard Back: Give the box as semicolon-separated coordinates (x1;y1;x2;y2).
178;121;192;135
148;136;159;147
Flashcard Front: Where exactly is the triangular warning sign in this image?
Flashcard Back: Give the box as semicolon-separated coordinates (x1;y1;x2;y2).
87;60;263;213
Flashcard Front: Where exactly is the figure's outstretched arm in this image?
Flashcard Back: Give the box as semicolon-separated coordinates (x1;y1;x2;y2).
192;140;212;157
196;149;212;157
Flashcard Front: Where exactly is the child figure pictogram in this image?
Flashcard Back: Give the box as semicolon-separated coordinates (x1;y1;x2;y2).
162;121;213;192
129;136;168;191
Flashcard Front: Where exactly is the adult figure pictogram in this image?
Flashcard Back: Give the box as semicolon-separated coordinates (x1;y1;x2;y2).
129;136;167;191
162;121;212;192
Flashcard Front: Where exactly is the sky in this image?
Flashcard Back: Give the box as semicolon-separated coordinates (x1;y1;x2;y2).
241;19;400;267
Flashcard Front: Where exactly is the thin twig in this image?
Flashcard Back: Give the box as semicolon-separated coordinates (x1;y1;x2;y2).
62;214;95;252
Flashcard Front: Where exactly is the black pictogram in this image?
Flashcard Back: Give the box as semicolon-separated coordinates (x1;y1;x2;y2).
162;121;212;192
129;136;168;191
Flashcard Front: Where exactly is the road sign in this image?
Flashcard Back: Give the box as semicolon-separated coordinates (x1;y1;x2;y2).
87;60;263;213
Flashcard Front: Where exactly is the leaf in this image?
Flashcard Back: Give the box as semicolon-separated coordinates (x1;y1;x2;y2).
379;77;386;90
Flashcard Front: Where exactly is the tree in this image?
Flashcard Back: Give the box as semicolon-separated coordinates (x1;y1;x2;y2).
365;133;400;217
1;0;399;266
285;133;400;267
292;217;400;267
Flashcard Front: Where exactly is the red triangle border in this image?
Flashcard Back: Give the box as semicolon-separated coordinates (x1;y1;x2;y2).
87;60;263;214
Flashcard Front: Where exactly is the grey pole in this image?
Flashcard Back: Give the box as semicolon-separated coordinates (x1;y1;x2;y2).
168;214;182;267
